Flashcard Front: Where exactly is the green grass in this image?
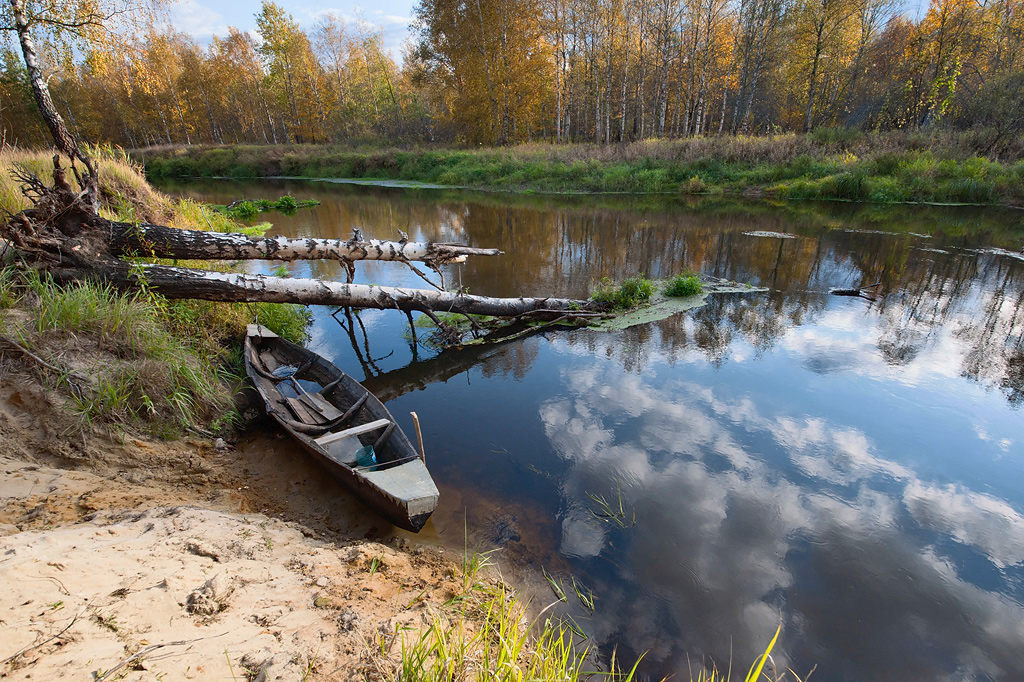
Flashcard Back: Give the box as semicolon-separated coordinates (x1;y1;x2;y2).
389;546;793;682
1;270;308;435
0;148;310;435
135;132;1024;206
388;549;641;682
0;266;19;308
591;275;656;309
664;273;704;297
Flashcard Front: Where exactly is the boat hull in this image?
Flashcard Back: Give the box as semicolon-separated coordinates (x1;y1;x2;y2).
244;325;438;532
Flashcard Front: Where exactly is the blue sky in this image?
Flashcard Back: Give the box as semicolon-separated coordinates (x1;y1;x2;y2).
166;0;418;58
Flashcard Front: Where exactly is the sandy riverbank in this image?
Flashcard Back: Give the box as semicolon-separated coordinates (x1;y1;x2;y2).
0;365;470;681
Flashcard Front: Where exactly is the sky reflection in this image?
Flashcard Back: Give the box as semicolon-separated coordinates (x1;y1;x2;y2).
540;307;1024;680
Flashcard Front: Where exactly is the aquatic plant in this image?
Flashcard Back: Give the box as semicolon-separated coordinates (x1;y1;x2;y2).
665;273;704;297
586;479;636;528
591;275;656;309
217;194;318;221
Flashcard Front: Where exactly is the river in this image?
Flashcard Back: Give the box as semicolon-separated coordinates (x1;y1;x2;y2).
158;177;1024;682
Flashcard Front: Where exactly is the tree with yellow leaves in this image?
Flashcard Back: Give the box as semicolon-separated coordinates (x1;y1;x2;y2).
1;0;164;207
414;0;554;144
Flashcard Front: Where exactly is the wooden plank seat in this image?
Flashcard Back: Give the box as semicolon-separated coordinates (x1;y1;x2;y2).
315;418;391;447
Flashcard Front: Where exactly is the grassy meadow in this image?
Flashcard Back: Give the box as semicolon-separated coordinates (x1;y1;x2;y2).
135;130;1024;206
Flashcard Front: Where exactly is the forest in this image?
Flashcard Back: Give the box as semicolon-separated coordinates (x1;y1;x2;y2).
1;0;1022;151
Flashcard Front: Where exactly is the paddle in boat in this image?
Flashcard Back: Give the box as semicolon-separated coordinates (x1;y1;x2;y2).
244;324;439;532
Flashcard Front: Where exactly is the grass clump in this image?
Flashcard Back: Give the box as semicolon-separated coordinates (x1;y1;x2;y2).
664;273;704;297
15;272;233;432
389;548;794;682
0;266;19;308
0;270;308;436
384;549;641;682
591;275;656;309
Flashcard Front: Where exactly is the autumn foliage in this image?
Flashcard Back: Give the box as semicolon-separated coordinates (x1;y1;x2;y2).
1;0;1022;151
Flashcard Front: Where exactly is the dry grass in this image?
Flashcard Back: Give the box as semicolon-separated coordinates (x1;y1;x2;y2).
0;146;174;222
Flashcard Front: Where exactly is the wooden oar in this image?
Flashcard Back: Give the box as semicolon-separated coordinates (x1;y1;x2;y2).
410;412;426;462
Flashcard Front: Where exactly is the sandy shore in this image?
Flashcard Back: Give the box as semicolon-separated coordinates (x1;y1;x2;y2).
1;504;462;681
0;369;467;681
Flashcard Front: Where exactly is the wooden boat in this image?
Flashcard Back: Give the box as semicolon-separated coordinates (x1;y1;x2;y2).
244;324;438;532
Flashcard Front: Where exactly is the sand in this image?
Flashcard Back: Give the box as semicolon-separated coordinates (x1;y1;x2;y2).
0;365;466;681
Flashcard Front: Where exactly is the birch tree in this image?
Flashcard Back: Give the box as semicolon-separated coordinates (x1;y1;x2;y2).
1;0;163;208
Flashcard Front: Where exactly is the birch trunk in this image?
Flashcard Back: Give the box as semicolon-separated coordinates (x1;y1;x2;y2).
8;0;99;209
112;223;501;264
52;263;599;318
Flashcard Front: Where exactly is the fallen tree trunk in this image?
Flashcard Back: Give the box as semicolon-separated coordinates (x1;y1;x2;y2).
112;223;500;265
51;262;603;319
3;166;600;331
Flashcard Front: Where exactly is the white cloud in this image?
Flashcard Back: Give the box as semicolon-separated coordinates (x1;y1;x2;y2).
167;0;229;39
904;482;1024;568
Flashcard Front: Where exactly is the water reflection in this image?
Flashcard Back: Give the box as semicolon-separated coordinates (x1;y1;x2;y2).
157;178;1024;681
542;335;1024;680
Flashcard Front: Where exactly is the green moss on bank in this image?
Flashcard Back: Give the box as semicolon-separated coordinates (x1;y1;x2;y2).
135;132;1024;206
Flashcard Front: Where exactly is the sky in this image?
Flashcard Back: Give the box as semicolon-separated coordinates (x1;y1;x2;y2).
166;0;418;58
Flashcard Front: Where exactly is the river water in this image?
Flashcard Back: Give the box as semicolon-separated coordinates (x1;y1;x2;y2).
158;178;1024;682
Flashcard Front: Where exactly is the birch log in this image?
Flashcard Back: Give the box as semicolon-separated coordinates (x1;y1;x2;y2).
51;263;600;318
112;222;500;264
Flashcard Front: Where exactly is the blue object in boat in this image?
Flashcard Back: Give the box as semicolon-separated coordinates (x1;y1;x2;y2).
355;445;377;468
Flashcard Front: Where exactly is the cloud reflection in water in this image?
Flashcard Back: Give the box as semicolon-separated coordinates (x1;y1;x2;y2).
540;328;1024;681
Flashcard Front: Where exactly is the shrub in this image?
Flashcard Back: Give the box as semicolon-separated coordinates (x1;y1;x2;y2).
680;175;708;194
866;176;906;203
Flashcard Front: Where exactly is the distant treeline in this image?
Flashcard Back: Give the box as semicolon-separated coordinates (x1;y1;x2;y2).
1;0;1022;151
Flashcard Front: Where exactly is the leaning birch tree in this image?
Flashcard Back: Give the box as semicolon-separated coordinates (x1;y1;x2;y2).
1;0;165;208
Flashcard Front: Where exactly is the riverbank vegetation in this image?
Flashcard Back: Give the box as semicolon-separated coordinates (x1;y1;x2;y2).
0;148;309;437
136;132;1024;205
